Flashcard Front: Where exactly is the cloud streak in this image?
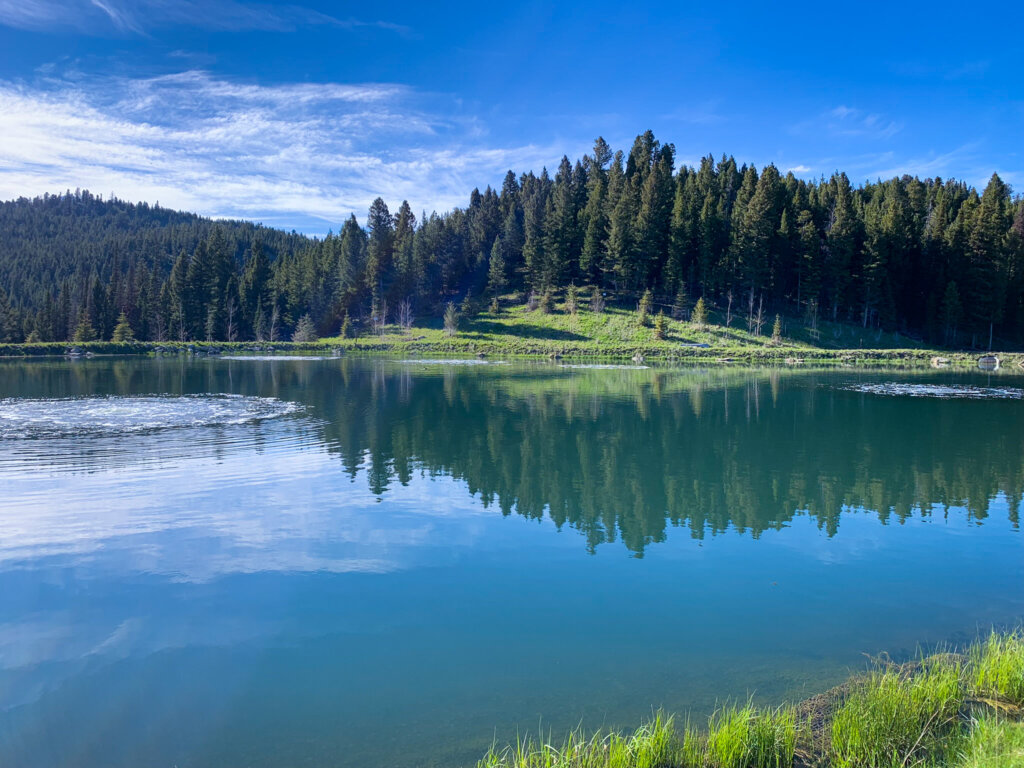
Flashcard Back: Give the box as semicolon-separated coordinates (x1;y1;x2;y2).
0;0;412;36
0;70;559;231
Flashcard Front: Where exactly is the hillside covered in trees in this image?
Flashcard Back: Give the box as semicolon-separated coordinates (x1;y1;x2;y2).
1;131;1022;348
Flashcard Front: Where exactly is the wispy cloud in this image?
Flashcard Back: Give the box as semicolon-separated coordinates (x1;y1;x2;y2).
0;0;413;36
790;105;903;142
826;105;903;139
0;70;559;231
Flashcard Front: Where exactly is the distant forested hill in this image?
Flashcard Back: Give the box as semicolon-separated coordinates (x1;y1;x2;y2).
1;132;1023;348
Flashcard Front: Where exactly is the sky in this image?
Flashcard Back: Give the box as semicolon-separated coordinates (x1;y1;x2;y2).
0;0;1021;234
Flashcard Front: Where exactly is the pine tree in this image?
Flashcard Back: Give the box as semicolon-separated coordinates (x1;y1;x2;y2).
771;314;782;344
637;289;652;325
580;138;611;282
538;288;554;314
691;296;708;329
653;310;667;340
72;311;97;342
671;283;689;320
443;301;459;336
111;311;135;341
487;237;507;297
941;281;963;346
340;311;353;338
292;313;318;342
565;283;579;315
366;198;395;308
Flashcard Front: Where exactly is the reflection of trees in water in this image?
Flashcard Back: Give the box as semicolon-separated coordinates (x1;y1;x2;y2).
5;360;1023;554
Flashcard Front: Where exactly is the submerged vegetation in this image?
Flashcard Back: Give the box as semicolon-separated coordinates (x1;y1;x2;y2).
478;632;1024;768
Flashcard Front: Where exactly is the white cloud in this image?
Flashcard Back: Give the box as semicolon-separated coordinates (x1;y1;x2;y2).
0;71;560;231
0;0;412;36
787;164;811;174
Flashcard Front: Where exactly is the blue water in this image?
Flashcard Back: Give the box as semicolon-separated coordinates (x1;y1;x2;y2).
0;358;1021;767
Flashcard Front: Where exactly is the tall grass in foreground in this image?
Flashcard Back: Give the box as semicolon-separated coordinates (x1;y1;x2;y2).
476;705;796;768
830;657;964;768
477;711;691;768
969;630;1024;707
957;718;1024;767
478;631;1024;768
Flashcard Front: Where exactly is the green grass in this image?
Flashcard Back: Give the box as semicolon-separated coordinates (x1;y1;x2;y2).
1;298;1021;366
476;712;691;768
956;718;1024;768
705;702;797;768
478;632;1024;768
830;657;964;768
969;631;1024;707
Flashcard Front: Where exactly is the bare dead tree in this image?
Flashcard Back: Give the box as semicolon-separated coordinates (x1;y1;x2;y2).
269;305;279;342
725;289;734;327
397;298;413;330
372;299;389;335
746;287;756;333
754;295;766;336
225;295;238;342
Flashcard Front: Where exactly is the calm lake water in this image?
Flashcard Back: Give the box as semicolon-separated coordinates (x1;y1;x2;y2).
0;357;1022;767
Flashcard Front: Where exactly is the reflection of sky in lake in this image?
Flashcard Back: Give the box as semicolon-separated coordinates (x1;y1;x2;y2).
0;360;1022;768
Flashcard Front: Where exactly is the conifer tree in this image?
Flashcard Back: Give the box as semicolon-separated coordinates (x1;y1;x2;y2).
637;289;652;325
653;310;667;340
111;311;135;341
672;283;689;320
691;296;708;329
292;313;317;342
565;283;579;315
72;311;97;342
443;301;459;336
487;237;507;298
771;314;782;344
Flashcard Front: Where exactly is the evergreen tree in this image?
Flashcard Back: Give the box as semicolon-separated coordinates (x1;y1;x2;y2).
941;281;963;345
691;296;708;328
366;198;395;308
292;313;318;342
443;301;459;336
637;289;653;325
672;282;689;320
565;283;579;315
487;237;507;297
72;311;97;342
653;310;667;340
111;311;135;341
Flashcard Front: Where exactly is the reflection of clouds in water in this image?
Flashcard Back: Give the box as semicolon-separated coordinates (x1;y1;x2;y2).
0;445;497;582
769;496;1018;566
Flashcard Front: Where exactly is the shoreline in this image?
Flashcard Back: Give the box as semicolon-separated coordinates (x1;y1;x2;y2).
0;339;1020;371
478;631;1024;768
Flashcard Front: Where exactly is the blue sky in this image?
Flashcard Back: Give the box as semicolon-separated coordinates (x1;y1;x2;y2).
0;0;1021;233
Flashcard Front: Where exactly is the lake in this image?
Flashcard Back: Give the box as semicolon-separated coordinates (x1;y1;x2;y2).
0;357;1022;767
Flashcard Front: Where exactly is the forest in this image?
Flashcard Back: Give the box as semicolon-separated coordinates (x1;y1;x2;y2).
1;130;1023;348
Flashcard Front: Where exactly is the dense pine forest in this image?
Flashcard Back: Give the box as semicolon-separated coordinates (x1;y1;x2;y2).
1;130;1023;348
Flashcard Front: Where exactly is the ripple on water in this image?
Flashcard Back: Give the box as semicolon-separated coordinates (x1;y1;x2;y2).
0;394;302;440
397;359;502;366
842;383;1024;400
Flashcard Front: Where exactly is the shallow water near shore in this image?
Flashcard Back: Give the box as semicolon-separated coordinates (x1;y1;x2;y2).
0;357;1022;767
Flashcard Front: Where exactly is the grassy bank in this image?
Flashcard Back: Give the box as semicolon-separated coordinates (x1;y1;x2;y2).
478;631;1024;768
1;302;1021;368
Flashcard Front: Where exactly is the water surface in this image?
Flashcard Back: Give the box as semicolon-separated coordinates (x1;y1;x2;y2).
0;357;1021;767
